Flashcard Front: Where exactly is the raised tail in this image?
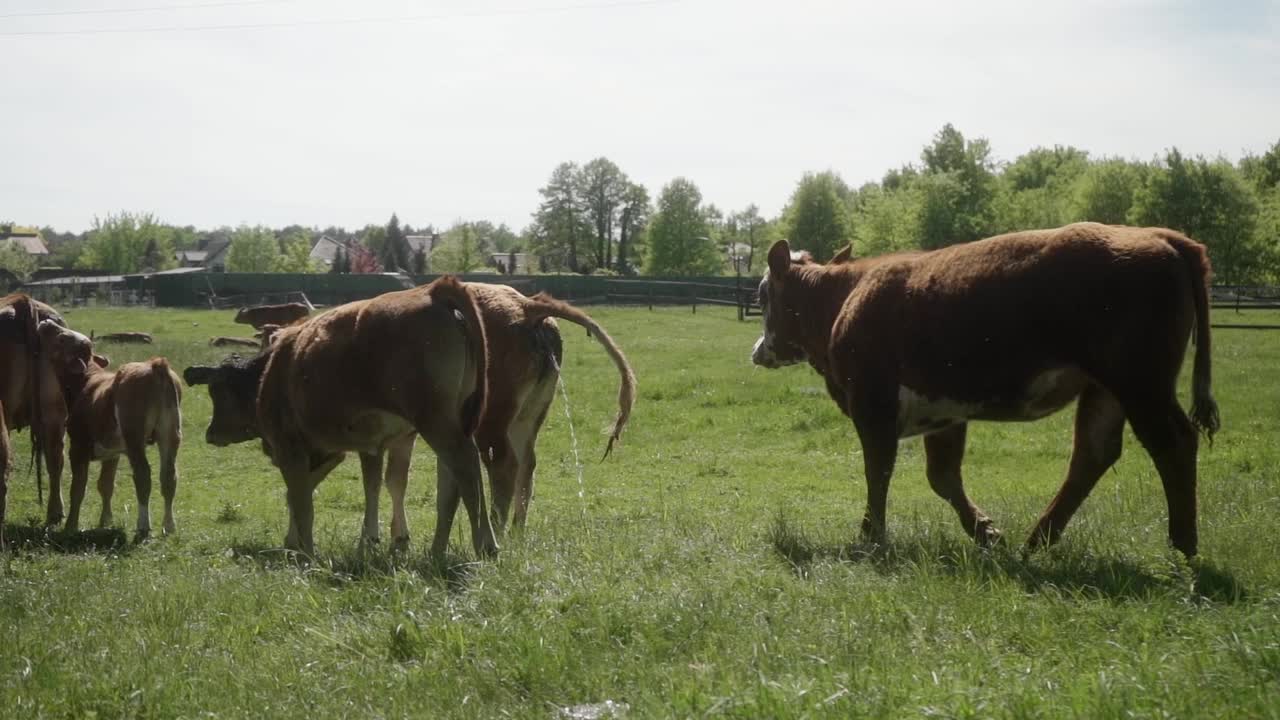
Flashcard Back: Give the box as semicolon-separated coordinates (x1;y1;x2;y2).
523;292;636;457
1164;231;1220;440
428;276;489;438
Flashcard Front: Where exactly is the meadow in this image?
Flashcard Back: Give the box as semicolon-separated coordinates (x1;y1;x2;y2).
2;303;1279;719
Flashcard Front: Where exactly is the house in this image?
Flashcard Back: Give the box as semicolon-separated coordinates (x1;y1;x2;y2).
175;250;208;268
405;234;438;272
202;238;231;272
489;252;532;275
308;235;348;268
0;227;51;257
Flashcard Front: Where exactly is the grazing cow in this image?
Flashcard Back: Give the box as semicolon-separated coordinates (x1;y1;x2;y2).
185;283;636;550
751;223;1219;557
233;302;310;330
185;276;495;557
39;321;183;536
0;294;80;531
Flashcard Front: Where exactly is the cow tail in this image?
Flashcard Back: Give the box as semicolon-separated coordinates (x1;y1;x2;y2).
150;358;182;418
1166;232;1220;441
17;297;45;505
428;276;488;438
524;292;636;458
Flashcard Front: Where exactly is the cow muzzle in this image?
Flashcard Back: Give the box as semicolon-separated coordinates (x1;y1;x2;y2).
751;334;801;368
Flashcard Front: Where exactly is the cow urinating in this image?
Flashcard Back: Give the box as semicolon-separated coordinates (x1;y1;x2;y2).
751;222;1219;557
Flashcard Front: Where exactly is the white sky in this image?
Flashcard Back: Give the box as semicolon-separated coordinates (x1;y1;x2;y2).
4;0;1278;233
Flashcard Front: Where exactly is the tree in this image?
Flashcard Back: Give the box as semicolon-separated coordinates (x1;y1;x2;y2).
382;213;410;272
348;243;382;274
77;212;177;273
852;184;923;257
917;124;998;247
578;157;628;270
531;162;590;272
616;182;649;273
644;178;721;276
1071;158;1149;225
274;230;319;273
0;241;38;281
411;246;428;274
330;246;349;274
226;225;280;272
1239;139;1280;192
1129;148;1263;284
432;222;487;273
782;171;854;261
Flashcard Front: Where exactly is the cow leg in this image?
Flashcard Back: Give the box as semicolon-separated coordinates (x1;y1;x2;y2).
1026;385;1125;552
430;438;498;559
1123;395;1200;558
123;436;153;538
42;422;66;527
0;408;9;548
385;436;414;549
96;457;120;529
357;452;383;546
281;454;343;557
854;423;898;545
64;453;92;532
512;392;554;530
923;424;1002;546
157;431;180;535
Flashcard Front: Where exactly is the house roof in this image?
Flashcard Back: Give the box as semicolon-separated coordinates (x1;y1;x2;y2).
203;238;231;266
405;235;436;255
176;250;208;262
1;233;50;255
309;235;348;264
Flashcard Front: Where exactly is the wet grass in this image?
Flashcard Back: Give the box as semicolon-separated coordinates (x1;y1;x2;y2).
2;304;1279;718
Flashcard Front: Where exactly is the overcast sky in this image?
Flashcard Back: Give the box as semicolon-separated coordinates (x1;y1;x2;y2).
3;0;1278;233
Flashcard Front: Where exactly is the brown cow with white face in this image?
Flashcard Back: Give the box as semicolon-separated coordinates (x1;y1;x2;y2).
39;321;183;537
752;222;1219;557
186;276;495;558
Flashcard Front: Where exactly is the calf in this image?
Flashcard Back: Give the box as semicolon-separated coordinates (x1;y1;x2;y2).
39;321;183;536
751;223;1219;557
233;302;310;330
185;276;494;557
0;294;81;531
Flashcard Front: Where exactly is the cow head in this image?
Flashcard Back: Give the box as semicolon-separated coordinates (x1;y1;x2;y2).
751;239;814;368
36;319;95;378
183;353;266;446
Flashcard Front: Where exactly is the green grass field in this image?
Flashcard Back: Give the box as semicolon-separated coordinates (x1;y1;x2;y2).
2;304;1279;718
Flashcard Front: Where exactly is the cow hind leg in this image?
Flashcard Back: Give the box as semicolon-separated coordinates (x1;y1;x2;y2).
430;437;498;559
1026;385;1125;553
483;437;518;536
923;424;1002;546
384;436;414;550
1123;394;1200;558
157;432;180;535
0;408;9;548
96;457;120;529
357;452;383;546
511;389;554;530
123;437;153;539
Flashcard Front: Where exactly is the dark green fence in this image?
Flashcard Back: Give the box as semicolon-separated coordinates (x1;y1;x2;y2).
144;271;757;313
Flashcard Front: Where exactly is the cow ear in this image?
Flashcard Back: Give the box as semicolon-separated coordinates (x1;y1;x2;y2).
830;244;853;264
767;240;792;276
183;366;214;386
92;353;110;368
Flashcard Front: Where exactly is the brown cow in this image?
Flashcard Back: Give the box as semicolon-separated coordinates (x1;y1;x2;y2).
93;331;153;344
39;321;183;536
0;294;82;533
751;223;1219;557
209;336;260;349
185;283;636;551
233;302;310;330
185;276;494;558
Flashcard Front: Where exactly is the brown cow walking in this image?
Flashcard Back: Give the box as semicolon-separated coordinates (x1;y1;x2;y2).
39;321;183;536
751;223;1219;557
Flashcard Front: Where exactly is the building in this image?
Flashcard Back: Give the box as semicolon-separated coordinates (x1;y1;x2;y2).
175;250;208;268
490;252;532;275
308;235;348;268
0;227;51;257
202;238;231;272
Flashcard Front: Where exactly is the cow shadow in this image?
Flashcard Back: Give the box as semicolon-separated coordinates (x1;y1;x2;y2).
768;516;1247;604
224;540;478;593
1;521;130;555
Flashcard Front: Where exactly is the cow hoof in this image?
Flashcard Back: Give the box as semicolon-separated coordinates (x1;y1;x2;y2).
975;523;1004;548
390;536;410;554
133;529;151;544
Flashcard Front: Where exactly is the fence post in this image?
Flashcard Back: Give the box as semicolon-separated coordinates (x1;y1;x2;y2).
648;285;653;311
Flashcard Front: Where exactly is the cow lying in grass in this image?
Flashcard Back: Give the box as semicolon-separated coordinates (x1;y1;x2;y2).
751;223;1219;557
38;321;183;536
184;282;636;553
185;276;495;558
233;302;310;330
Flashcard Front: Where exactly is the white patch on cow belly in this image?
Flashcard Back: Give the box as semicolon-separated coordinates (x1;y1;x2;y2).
1020;368;1084;419
896;386;982;438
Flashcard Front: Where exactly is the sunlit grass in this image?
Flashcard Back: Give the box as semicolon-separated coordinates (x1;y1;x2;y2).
2;304;1278;718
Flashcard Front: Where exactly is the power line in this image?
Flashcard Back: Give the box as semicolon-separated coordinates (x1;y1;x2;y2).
0;0;296;20
0;0;679;37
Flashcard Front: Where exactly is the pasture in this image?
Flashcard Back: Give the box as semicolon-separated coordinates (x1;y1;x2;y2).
2;304;1279;719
